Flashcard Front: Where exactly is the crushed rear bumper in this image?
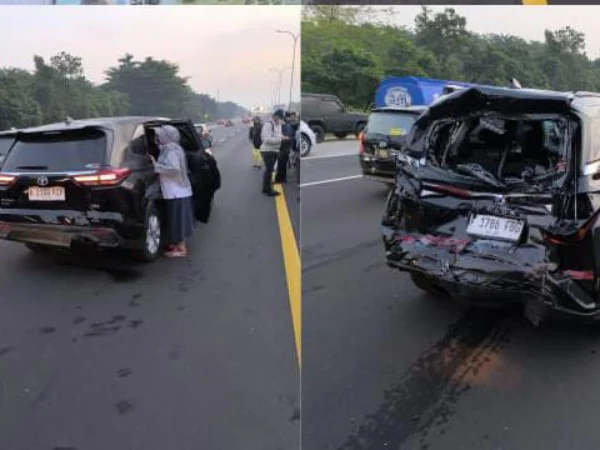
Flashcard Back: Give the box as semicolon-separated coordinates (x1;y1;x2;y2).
383;227;600;324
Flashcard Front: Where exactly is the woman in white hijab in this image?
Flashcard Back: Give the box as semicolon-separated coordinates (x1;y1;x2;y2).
151;125;195;258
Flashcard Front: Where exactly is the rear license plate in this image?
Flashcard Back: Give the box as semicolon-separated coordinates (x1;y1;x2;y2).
377;149;390;158
28;186;65;202
466;214;524;242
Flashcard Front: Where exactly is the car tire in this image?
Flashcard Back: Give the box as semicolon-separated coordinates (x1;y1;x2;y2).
131;202;162;262
334;132;348;139
410;272;445;296
299;133;312;157
311;125;326;143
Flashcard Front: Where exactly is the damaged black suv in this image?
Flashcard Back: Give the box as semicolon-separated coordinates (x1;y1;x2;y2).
382;86;600;324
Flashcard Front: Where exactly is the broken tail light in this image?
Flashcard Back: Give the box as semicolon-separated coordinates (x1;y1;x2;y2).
542;208;600;245
72;168;131;186
423;182;472;199
0;174;16;186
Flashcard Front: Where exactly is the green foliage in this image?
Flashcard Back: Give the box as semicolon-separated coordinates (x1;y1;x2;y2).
0;52;246;131
302;6;600;109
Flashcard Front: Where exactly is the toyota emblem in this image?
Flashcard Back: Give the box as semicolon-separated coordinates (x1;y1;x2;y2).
379;141;387;149
37;176;49;187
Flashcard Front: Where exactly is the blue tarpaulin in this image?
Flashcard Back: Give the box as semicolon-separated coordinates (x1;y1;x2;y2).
374;76;475;108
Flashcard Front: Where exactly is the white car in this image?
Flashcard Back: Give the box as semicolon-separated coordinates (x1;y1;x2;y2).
297;120;316;157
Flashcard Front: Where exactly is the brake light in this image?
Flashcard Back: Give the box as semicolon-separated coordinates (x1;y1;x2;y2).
565;270;594;281
543;208;600;245
0;173;16;186
358;132;365;155
72;168;131;186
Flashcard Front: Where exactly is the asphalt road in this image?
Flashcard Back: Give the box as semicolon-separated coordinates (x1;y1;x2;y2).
302;138;600;450
0;122;300;450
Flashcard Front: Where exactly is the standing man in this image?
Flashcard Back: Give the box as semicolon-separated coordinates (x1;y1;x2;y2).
260;109;288;197
275;111;294;184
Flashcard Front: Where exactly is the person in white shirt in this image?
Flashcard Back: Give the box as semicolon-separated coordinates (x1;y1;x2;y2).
150;125;195;258
260;109;290;197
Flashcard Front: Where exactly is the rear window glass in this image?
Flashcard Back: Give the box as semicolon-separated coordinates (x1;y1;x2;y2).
2;129;107;172
367;112;419;137
0;136;15;156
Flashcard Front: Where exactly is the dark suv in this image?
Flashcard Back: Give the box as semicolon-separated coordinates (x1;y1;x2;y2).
0;116;219;262
382;86;600;324
301;93;367;143
359;106;426;184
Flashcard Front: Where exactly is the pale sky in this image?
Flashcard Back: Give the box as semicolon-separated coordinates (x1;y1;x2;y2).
0;5;301;109
384;6;600;59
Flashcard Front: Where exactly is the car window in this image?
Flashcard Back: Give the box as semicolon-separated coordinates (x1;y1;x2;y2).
367;112;418;137
2;130;108;172
301;97;318;115
589;118;600;163
320;99;343;114
0;136;15;161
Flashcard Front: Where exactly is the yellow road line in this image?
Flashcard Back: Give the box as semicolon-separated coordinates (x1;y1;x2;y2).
522;0;547;5
273;183;301;367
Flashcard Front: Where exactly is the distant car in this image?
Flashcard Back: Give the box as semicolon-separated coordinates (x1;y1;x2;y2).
217;119;225;126
225;120;233;127
0;116;219;262
359;105;426;185
297;120;317;157
301;92;368;143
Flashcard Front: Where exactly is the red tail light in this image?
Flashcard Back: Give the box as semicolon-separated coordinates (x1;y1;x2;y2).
543;208;600;245
0;173;16;186
358;132;365;155
72;168;131;186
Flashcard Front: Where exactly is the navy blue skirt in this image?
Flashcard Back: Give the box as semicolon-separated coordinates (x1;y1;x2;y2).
165;196;195;244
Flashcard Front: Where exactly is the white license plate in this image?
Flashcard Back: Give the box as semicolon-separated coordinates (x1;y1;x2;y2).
466;214;524;242
377;149;390;158
28;186;66;202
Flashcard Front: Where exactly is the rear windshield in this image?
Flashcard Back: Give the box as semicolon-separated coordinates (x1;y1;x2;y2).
367;111;419;137
0;136;15;159
2;129;108;172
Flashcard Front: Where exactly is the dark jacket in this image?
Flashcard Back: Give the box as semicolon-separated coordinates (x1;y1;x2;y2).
249;123;262;149
281;122;294;152
186;150;221;223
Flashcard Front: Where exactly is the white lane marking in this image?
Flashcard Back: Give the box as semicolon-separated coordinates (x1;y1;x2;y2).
300;175;363;188
304;152;358;161
218;138;226;143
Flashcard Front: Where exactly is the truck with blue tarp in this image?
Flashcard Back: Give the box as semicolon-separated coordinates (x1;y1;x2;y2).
374;76;476;108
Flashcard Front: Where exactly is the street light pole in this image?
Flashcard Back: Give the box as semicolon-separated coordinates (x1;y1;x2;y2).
276;29;299;108
269;67;291;108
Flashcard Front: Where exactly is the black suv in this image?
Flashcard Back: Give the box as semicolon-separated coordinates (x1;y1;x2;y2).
359;106;426;185
382;86;600;324
0;116;219;262
301;93;367;143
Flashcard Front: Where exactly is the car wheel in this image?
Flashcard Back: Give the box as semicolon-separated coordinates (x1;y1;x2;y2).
311;125;326;143
131;202;162;262
355;122;366;138
334;133;348;139
410;272;446;296
299;133;312;157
